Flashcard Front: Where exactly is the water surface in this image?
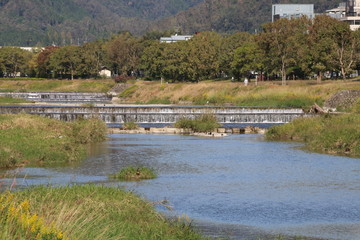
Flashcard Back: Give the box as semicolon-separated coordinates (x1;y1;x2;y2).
2;134;360;240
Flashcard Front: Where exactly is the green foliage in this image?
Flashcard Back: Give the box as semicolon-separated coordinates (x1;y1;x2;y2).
112;167;157;181
266;114;360;157
0;115;107;168
123;121;139;130
2;185;207;240
119;85;139;98
175;114;220;132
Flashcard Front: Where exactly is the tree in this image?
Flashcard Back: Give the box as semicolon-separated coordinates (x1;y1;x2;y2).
219;32;252;78
308;15;338;83
257;17;311;85
231;40;264;80
35;46;59;78
49;45;81;80
0;47;32;77
105;32;143;76
77;41;106;78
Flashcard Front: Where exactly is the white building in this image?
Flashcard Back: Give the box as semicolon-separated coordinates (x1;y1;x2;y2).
160;34;193;43
99;67;112;78
272;4;315;22
327;0;360;30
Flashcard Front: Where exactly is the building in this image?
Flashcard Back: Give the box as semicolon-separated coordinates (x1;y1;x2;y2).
341;0;360;30
326;2;347;19
272;4;315;22
160;34;193;43
99;67;112;78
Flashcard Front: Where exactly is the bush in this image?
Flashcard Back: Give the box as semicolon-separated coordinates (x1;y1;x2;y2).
114;75;134;83
123;121;139;130
174;114;221;132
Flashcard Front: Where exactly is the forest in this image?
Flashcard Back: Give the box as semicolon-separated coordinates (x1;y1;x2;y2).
1;15;359;84
0;0;342;46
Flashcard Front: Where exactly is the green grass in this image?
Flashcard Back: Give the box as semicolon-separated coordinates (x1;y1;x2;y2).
146;98;172;104
0;185;206;240
119;85;139;98
0;97;32;104
0;115;107;168
112;167;157;181
175;114;221;132
266;113;360;157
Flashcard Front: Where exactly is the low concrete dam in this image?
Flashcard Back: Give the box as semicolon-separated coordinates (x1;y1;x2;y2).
0;92;111;103
0;106;305;124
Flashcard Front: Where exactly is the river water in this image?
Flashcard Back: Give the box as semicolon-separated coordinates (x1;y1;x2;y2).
2;133;360;240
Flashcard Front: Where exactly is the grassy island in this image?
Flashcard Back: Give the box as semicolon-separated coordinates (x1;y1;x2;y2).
266;113;360;157
112;167;157;181
0;114;107;168
0;185;206;240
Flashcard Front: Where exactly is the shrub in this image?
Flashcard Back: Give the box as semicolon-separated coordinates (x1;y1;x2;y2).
114;75;134;83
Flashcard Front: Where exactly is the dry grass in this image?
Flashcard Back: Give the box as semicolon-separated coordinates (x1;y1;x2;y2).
0;79;115;93
117;79;360;107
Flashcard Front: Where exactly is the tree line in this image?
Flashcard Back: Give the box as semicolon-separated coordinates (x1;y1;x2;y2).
0;15;359;84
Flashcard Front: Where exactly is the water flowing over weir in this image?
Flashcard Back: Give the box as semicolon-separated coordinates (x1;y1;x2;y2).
0;106;306;124
0;92;111;103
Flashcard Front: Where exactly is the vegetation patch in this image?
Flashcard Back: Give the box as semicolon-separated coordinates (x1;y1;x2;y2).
0;185;206;240
118;85;139;98
112;167;157;181
0;97;32;105
266;114;360;157
146;98;172;104
0;115;107;168
175;114;221;133
122;121;139;130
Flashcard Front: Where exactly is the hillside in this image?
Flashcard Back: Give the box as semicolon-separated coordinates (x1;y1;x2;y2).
0;0;343;46
0;0;202;46
153;0;343;34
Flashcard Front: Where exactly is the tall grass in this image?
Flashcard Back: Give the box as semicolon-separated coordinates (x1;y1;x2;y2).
1;185;207;240
266;114;360;157
0;115;107;168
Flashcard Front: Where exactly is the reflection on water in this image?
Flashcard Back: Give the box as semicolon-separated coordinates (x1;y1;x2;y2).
1;134;360;240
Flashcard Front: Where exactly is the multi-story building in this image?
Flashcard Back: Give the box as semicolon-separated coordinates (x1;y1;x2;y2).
272;4;315;22
327;0;360;30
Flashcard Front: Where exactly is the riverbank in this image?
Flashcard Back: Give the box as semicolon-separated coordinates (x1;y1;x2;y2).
0;114;107;168
266;113;360;158
0;185;207;240
115;79;360;109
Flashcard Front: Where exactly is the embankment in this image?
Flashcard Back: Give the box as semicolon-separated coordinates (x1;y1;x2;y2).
0;114;107;168
266;113;360;158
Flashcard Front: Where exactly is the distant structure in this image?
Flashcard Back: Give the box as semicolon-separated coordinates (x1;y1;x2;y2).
327;0;360;30
160;34;193;43
272;4;315;22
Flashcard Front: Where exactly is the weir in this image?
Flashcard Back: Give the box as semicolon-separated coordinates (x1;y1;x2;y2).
0;106;305;124
0;92;111;103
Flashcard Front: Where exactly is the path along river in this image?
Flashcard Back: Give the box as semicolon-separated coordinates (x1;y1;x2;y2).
2;133;360;240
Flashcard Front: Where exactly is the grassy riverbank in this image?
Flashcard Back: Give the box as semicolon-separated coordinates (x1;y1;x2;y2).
0;114;107;168
0;185;206;240
117;80;360;108
0;79;115;92
266;113;360;157
0;97;32;105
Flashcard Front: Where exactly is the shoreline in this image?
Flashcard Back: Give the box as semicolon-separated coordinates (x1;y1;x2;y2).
108;126;267;136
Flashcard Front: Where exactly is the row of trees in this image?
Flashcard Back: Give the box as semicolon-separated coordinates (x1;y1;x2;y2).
1;15;360;83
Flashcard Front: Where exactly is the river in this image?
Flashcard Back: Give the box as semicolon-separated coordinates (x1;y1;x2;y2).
1;133;360;240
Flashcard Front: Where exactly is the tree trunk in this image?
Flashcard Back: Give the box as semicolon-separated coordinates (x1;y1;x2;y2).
317;71;322;84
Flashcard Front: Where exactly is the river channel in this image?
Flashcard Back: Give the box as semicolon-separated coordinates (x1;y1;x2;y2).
2;133;360;240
